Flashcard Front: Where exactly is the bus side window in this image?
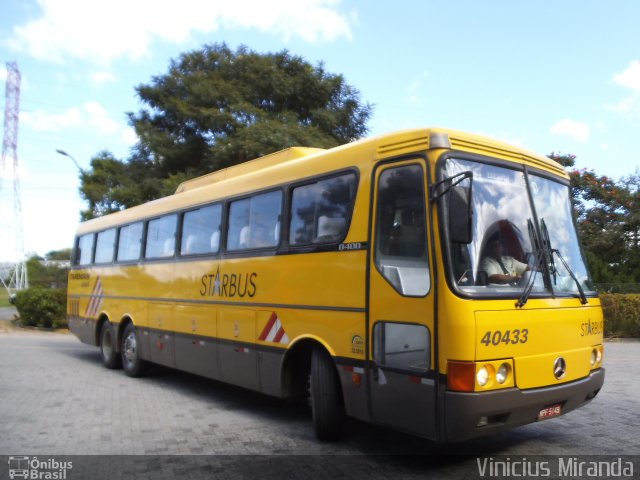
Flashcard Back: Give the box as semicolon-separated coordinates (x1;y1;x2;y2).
289;172;356;246
228;191;282;251
76;233;95;266
373;322;430;372
181;204;221;255
94;228;116;264
145;214;178;259
375;164;430;296
117;222;143;262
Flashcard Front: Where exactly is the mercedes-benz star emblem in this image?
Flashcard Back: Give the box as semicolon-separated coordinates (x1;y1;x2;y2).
553;357;567;379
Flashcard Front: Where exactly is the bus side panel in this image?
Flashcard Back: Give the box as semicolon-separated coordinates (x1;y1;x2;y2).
67;270;100;346
335;363;371;421
68;314;98;346
218;308;259;390
147;303;175;368
258;347;286;397
174;304;221;381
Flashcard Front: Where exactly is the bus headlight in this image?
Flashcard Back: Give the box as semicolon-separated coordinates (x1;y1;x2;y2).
496;362;511;384
476;366;489;387
447;359;514;392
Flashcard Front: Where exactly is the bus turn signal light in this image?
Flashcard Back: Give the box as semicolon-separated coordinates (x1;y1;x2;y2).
447;361;476;392
590;345;603;368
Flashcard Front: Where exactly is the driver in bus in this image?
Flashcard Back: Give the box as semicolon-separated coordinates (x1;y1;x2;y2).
480;236;530;285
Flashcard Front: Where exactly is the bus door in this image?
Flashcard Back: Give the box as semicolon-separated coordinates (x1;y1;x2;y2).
368;159;436;438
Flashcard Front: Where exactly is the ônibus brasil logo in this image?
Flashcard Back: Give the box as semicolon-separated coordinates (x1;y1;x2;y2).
7;456;73;479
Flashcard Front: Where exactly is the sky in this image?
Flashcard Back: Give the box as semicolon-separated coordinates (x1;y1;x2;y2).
0;0;639;261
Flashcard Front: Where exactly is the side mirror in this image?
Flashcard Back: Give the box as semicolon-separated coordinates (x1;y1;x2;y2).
448;185;472;244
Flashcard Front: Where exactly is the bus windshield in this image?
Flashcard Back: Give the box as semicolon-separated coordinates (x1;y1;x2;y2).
443;157;595;298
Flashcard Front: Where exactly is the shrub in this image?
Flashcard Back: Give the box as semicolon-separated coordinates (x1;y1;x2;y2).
600;293;640;338
14;288;67;329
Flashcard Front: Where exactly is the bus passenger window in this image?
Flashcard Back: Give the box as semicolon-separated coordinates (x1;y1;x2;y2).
76;234;95;266
94;228;116;264
375;164;430;296
117;222;143;262
181;204;221;255
373;322;430;372
228;191;282;251
145;214;178;259
289;173;356;245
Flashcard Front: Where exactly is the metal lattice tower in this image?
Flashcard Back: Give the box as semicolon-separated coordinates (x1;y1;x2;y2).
1;61;28;297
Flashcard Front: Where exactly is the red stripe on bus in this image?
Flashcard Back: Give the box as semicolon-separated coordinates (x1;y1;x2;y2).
259;312;278;341
273;326;286;343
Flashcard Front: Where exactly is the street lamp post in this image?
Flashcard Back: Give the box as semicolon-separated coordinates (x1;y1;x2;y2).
55;149;83;173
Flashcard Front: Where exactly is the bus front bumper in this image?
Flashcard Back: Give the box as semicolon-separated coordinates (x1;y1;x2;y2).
444;368;605;442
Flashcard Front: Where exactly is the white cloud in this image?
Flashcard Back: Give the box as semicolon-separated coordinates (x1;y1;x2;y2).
121;127;138;146
550;119;590;142
613;60;640;91
21;102;125;136
90;71;117;86
83;101;121;135
5;0;353;64
406;71;429;105
609;60;640;117
20;106;83;132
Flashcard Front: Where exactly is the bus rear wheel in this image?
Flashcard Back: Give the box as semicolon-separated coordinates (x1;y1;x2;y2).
99;321;121;369
121;323;147;377
309;347;344;441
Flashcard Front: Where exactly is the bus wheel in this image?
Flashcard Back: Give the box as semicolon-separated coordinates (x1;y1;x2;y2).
121;323;147;377
99;322;121;369
309;347;344;441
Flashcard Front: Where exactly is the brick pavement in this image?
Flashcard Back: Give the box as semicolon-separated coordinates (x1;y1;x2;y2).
0;332;638;478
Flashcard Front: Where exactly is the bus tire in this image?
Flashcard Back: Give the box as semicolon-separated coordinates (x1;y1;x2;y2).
100;321;121;369
121;323;147;377
310;347;344;441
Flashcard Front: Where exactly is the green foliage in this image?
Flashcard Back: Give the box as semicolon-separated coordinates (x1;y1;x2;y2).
46;248;72;261
80;43;372;219
547;152;576;168
549;153;640;284
79;150;170;220
600;293;640;337
14;288;67;329
571;169;640;283
26;255;69;289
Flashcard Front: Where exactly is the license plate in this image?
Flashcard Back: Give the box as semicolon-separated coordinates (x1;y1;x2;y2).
538;403;562;420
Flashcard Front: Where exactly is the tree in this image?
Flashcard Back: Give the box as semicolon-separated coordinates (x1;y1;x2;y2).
80;149;176;219
26;255;68;289
548;153;640;285
45;248;73;261
79;43;372;219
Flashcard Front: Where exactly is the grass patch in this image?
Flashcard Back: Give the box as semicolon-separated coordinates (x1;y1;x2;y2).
0;291;13;308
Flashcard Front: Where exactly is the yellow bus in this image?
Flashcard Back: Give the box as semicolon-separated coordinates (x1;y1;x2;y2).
67;128;604;442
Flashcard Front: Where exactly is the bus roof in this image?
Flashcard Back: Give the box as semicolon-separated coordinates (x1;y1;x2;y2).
175;147;326;193
75;127;568;234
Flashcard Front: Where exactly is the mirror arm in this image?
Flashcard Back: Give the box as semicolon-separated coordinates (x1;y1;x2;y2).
429;171;473;201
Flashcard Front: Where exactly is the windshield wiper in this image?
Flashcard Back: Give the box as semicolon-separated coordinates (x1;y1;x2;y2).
540;219;557;284
516;219;545;308
550;248;588;304
540;218;588;305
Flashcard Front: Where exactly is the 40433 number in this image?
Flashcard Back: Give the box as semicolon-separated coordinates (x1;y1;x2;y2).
480;329;529;347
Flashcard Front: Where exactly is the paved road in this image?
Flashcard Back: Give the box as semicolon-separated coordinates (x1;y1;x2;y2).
0;332;638;478
0;306;17;321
